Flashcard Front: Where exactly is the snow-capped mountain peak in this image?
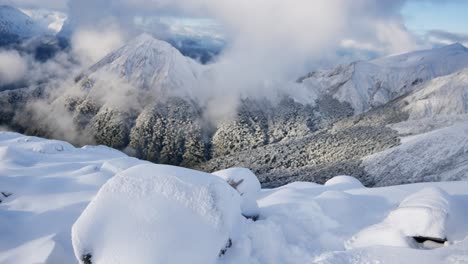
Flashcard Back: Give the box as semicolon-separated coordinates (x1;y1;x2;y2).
79;33;203;98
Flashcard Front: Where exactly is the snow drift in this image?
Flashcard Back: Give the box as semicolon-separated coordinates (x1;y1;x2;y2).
346;187;452;249
1;132;468;264
213;168;261;219
72;164;241;264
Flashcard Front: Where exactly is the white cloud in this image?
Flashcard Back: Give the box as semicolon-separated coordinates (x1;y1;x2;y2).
426;30;468;47
71;26;126;65
0;50;27;86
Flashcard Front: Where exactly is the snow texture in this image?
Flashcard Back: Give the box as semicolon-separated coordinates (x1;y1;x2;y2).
324;175;364;190
1;132;468;264
0;132;145;264
346;187;451;249
363;122;468;186
72;164;241;264
213;168;261;218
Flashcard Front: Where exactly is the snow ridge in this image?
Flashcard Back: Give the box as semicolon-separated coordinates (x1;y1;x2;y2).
301;43;468;113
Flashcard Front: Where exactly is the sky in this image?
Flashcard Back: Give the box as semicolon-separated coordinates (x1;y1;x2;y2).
402;1;468;35
1;0;468;68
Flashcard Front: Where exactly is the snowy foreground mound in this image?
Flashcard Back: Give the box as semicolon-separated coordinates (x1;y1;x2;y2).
72;164;241;264
1;132;468;263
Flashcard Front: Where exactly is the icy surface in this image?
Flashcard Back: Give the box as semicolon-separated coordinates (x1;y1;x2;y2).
72;164;241;264
0;132;468;264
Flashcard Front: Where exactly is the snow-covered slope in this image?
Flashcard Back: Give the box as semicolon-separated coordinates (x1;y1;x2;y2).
363;122;468;186
78;33;203;98
1;132;468;264
0;5;46;44
301;43;468;113
0;132;146;263
402;69;468;119
359;68;468;186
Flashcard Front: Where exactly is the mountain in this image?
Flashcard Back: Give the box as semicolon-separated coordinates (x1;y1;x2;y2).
201;59;468;187
402;68;468;119
299;43;468;113
2;37;468;188
0;5;46;46
76;34;203;97
54;34;209;166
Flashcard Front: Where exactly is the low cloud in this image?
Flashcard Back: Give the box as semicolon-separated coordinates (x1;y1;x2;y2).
426;30;468;47
0;50;27;86
71;25;126;65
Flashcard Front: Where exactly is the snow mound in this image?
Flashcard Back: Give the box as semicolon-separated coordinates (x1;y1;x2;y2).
324;175;364;190
27;140;75;154
212;168;261;218
213;168;261;196
388;187;450;239
347;187;451;249
72;164;241;264
2;131;468;264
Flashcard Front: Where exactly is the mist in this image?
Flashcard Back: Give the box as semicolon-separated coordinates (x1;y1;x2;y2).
1;0;448;146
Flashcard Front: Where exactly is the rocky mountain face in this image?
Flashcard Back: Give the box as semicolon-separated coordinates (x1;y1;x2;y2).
2;33;468;188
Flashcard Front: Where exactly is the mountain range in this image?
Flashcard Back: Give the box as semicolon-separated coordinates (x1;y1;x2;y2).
1;12;468;188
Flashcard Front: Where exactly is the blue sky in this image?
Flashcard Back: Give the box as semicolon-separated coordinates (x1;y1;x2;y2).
402;1;468;35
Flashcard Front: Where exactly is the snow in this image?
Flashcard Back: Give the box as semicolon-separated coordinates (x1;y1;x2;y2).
19;8;67;33
0;132;145;264
363;122;468;186
72;164;241;264
402;69;468;119
213;168;261;197
82;33;203;99
0;5;46;38
347;187;451;249
1;131;468;264
301;43;468;113
324;175;364;190
213;168;261;218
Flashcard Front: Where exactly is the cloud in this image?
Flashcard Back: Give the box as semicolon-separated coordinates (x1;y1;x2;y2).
71;25;126;65
1;0;466;146
0;50;27;86
426;30;468;47
18;0;431;122
0;0;66;10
